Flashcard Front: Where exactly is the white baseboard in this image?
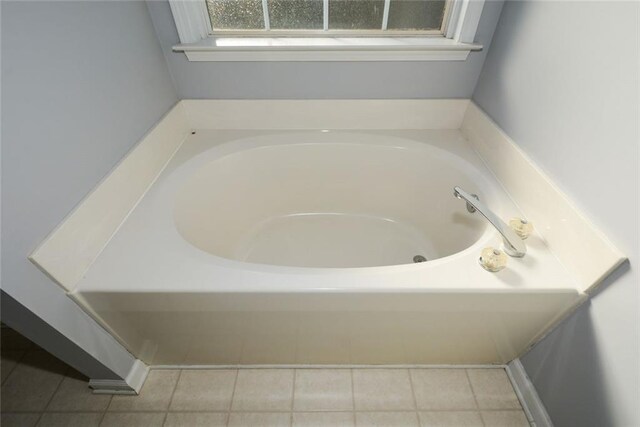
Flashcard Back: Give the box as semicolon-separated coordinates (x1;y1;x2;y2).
506;359;554;427
89;359;149;395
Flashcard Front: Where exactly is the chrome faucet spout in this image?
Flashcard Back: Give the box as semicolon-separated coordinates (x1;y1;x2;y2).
453;186;527;257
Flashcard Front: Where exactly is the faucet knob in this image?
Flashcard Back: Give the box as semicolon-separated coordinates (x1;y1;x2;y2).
479;247;508;272
509;218;534;240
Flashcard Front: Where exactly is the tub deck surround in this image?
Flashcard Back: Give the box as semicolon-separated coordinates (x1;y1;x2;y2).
180;99;470;130
461;102;626;293
28;102;190;291
28;100;624;368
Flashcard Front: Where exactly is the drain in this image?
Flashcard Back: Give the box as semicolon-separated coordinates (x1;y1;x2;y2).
413;255;427;263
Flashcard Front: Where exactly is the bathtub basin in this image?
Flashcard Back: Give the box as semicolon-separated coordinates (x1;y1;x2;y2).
174;135;491;268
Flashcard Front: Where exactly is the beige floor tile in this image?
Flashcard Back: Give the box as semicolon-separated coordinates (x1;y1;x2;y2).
170;369;237;411
353;369;415;411
164;412;227;426
418;411;483;427
294;369;353;411
355;412;420;427
100;412;166;427
232;369;294;411
227;412;292;427
47;373;111;412
467;369;521;410
109;370;179;411
1;351;67;411
37;412;102;426
480;410;530;426
1;350;24;383
293;412;355;427
410;369;476;410
0;412;41;427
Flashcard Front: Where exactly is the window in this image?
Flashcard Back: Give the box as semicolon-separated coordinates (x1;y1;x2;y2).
206;0;449;34
170;0;485;61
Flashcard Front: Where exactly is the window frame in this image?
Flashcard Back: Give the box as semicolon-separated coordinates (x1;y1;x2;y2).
170;0;485;62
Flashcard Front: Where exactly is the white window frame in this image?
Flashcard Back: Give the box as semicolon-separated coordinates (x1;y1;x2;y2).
170;0;485;61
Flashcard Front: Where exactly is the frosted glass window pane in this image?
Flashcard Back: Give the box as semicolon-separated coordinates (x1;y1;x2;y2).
208;0;265;30
387;0;446;30
329;0;385;30
269;0;323;29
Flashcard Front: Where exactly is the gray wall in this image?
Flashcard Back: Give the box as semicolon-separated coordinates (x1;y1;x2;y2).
473;2;638;426
1;1;178;379
146;0;504;99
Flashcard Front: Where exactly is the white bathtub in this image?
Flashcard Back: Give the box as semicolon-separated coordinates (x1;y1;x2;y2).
73;129;580;366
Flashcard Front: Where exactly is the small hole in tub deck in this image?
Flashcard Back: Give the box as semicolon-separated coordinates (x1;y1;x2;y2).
191;131;196;135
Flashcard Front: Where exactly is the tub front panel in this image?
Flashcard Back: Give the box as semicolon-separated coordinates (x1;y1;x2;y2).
74;290;581;366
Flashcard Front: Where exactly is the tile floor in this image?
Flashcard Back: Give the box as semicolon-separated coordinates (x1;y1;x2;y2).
1;328;531;426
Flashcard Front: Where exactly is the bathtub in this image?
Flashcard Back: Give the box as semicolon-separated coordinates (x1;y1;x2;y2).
73;129;580;366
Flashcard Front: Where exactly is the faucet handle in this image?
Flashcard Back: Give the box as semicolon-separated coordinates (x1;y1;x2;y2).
509;218;533;239
479;247;508;272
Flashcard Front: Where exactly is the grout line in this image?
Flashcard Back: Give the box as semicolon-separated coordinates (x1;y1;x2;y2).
0;350;27;386
407;368;419;412
350;368;357;422
36;363;67;426
291;369;297;412
98;402;110;427
165;369;183;414
465;368;486;427
227;368;240;422
289;369;296;427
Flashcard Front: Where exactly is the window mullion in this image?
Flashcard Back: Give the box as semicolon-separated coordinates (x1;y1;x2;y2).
381;0;391;30
323;0;329;31
262;0;270;30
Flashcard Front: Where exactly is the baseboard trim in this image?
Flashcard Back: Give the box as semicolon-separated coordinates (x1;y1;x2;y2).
506;359;553;427
89;359;149;395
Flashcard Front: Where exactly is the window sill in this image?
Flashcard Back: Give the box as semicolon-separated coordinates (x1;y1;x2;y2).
172;37;482;62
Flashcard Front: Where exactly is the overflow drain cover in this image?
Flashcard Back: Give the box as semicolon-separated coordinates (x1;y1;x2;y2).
413;255;427;263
